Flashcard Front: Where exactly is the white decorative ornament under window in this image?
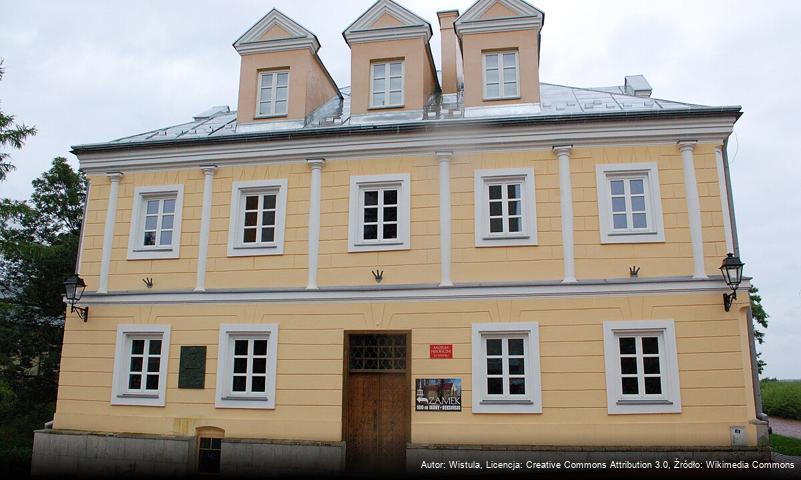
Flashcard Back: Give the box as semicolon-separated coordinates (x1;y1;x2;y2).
474;168;537;247
215;324;279;409
257;70;289;117
471;323;542;414
483;51;519;100
596;163;665;244
370;60;404;108
111;324;171;406
348;174;411;252
602;320;681;414
227;180;289;256
127;185;184;259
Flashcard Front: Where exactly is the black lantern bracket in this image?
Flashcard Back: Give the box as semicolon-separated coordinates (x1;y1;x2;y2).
719;253;745;312
64;274;89;322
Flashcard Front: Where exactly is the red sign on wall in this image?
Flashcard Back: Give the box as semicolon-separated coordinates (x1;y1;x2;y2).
429;344;453;359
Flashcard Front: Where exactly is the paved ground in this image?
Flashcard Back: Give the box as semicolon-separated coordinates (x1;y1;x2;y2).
771;417;801;439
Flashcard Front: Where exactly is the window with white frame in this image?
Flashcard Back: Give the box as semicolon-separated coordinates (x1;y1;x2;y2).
596;163;665;244
127;185;184;259
111;325;170;406
370;60;404;108
216;324;278;409
603;320;681;414
348;174;411;252
483;51;519;100
471;323;541;414
474;168;537;247
227;180;288;256
257;70;289;117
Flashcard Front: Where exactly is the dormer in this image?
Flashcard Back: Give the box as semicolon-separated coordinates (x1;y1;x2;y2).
234;9;340;132
343;0;440;120
455;0;544;113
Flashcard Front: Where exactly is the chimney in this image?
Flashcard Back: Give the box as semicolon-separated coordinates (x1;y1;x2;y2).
437;10;461;94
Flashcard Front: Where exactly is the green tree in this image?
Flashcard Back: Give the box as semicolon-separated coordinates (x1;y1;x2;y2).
0;157;86;473
0;60;37;181
750;286;769;375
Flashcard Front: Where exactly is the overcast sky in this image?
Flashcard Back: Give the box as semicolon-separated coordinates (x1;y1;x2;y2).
1;1;799;379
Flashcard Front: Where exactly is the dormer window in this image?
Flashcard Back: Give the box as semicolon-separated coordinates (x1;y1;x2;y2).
257;70;289;117
483;51;519;100
370;60;404;108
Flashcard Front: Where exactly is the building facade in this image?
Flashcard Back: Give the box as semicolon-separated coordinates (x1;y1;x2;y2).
32;0;768;475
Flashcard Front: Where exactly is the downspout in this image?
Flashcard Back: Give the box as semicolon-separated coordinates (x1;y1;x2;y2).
724;138;767;421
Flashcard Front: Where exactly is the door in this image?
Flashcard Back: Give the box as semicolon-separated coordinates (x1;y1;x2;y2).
344;333;410;473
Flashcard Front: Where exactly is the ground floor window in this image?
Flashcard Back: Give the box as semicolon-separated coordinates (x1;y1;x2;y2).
471;323;542;413
215;324;278;409
197;437;222;474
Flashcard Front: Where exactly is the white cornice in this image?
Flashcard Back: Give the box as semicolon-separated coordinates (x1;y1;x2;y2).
343;0;432;45
234;8;320;55
455;0;543;39
80;277;748;305
75;116;738;174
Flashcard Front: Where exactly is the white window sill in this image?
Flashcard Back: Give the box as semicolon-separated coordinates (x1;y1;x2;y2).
216;396;274;409
601;230;665;244
368;104;405;110
482;96;521;102
127;247;179;260
348;241;410;253
476;234;537;248
227;244;283;257
473;398;540;414
111;394;166;407
254;113;288;119
118;393;159;399
616;399;673;405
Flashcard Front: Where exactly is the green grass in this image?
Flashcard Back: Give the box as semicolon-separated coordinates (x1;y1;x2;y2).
771;434;801;456
761;379;801;421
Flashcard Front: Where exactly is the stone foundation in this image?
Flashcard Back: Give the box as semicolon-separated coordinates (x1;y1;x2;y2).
31;430;345;477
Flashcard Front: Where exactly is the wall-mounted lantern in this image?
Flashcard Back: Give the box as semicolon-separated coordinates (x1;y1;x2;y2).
64;274;89;322
720;253;745;312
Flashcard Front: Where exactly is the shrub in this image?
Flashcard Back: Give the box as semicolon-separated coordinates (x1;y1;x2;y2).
761;379;801;420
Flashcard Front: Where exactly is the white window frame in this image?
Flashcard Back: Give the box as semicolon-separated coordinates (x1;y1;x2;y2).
348;174;411;252
215;324;279;409
596;163;665;244
603;320;681;414
471;323;542;414
482;50;520;101
369;60;404;109
256;70;290;118
227;180;289;257
111;324;171;406
474;168;537;247
127;185;184;260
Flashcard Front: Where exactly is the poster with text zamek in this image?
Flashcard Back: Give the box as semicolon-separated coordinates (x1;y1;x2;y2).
415;378;462;411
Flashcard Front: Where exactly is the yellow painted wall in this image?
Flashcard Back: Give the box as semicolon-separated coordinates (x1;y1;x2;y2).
79;144;731;292
53;293;758;447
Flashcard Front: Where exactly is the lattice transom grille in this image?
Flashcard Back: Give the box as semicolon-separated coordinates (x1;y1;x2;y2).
348;334;407;372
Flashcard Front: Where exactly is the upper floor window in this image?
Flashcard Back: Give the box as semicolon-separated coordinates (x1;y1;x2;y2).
370;60;404;108
483;51;518;100
474;168;537;247
603;320;681;414
596;163;665;244
348;174;411;252
215;324;278;409
128;185;184;260
471;323;542;414
227;180;288;257
257;70;289;117
111;324;171;406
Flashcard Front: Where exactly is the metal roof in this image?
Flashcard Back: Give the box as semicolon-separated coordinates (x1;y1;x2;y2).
75;81;739;151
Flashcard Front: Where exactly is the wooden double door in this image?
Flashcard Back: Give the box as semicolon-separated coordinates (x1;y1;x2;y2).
343;332;410;473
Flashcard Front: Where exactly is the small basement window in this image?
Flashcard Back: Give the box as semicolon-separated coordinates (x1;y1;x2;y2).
197;437;222;474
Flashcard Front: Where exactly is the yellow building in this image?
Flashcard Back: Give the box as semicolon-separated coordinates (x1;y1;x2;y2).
32;0;768;475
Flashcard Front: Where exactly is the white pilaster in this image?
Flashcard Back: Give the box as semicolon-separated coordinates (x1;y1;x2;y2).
436;151;453;287
194;165;217;292
714;145;734;254
306;158;325;290
679;141;707;279
98;172;123;294
554;145;576;283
